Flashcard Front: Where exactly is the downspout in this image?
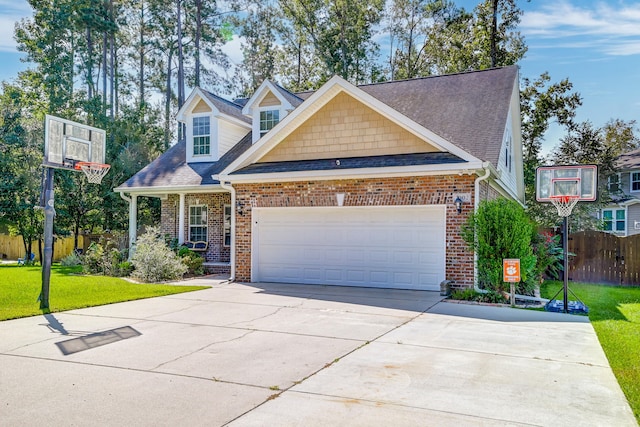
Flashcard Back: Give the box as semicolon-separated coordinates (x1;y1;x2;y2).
473;163;491;292
219;178;236;282
119;192;133;260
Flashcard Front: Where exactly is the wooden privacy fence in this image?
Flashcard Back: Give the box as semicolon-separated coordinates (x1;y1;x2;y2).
0;235;85;262
569;230;640;285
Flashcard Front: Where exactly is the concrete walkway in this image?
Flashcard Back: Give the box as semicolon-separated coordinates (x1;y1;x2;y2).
0;279;635;426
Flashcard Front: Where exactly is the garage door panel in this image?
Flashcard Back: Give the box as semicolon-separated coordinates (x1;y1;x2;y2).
254;207;445;290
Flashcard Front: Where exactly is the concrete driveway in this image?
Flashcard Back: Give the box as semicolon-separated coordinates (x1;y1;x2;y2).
0;279;635;426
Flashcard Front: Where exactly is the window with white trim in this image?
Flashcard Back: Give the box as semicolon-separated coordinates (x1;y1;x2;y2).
193;116;210;156
632;172;640;192
259;110;279;136
189;205;208;241
608;174;621;192
603;208;625;232
505;134;512;173
223;205;231;247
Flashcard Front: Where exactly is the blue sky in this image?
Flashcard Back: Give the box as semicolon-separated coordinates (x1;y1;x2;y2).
1;0;639;156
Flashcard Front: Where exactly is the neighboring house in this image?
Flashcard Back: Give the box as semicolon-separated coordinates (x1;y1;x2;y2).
599;148;640;236
115;66;524;291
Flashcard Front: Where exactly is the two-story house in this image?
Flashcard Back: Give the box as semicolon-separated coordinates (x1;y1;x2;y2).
115;66;525;291
600;148;640;235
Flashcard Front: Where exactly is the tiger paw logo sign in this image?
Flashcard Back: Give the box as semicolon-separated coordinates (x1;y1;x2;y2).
503;259;521;283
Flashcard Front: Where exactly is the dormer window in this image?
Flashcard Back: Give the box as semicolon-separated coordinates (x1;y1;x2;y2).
193;116;210;156
259;109;279;137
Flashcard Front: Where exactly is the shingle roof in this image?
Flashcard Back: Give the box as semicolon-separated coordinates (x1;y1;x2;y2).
292;67;517;166
231;152;465;175
269;81;305;108
356;67;518;166
199;89;251;124
116;133;252;190
616;148;640;169
119;67;517;190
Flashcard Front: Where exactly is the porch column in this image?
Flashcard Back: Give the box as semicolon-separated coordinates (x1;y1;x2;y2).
178;193;186;244
129;194;137;248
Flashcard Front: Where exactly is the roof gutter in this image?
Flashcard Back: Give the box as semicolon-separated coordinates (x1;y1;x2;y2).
218;177;236;282
473;163;492;293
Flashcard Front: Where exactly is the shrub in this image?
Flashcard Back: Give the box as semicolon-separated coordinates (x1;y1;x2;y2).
116;261;134;277
450;288;507;304
60;251;82;267
461;198;537;295
131;227;188;283
532;232;565;281
82;238;127;276
178;247;204;276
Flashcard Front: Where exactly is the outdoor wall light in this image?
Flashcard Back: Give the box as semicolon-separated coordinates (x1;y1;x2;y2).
454;196;463;214
236;200;244;216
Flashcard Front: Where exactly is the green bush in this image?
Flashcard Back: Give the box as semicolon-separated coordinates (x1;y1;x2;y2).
116;261;134;277
178;247;204;276
450;288;508;304
82;239;127;276
60;251;82;267
131;227;188;283
461;198;537;295
532;232;565;281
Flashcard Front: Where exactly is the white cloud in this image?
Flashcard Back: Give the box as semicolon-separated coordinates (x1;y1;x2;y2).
0;2;32;53
521;1;640;56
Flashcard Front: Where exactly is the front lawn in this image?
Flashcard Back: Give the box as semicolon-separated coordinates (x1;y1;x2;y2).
541;281;640;422
0;264;208;321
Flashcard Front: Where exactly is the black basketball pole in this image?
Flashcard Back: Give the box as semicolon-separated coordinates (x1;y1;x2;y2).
563;216;569;314
40;167;55;310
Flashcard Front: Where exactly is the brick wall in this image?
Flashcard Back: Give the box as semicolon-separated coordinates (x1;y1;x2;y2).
479;180;501;202
161;193;231;262
234;175;476;287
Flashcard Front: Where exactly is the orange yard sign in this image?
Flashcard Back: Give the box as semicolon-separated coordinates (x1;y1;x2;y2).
503;259;521;283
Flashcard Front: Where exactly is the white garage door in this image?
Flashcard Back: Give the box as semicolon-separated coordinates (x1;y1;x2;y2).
252;206;445;290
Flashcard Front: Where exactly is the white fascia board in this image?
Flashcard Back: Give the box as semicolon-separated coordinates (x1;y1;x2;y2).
114;184;228;196
215;161;485;184
241;80;293;116
176;88;216;122
222;75;481;177
619;198;640;207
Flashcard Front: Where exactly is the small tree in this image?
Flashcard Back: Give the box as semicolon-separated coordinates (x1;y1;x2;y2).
131;227;188;283
461;198;537;294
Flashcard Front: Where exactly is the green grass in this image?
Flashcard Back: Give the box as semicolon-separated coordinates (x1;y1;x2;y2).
0;264;208;321
541;281;640;422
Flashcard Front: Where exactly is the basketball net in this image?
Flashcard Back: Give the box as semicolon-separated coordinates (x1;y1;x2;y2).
550;195;580;217
75;162;111;184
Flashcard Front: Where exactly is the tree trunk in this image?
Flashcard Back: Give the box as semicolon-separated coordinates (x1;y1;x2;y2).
177;0;185;141
491;0;498;67
165;47;173;150
194;0;202;87
87;25;94;99
139;0;145;107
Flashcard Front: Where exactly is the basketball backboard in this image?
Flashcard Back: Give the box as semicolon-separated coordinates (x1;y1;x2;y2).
536;165;598;202
44;115;106;170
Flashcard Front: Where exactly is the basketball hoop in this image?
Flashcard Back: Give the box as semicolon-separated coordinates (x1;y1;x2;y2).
550;195;580;217
74;162;110;184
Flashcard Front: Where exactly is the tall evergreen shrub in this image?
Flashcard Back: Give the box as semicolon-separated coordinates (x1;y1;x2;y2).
461;198;537;294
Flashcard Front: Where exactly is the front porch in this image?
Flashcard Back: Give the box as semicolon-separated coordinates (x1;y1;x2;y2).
123;191;232;272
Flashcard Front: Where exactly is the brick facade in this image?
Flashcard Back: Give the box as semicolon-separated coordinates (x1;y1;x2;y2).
161;193;231;263
233;174;476;287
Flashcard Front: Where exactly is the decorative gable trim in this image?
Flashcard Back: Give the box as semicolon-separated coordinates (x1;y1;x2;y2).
221;75;482;178
241;80;295;116
177;88;219;122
